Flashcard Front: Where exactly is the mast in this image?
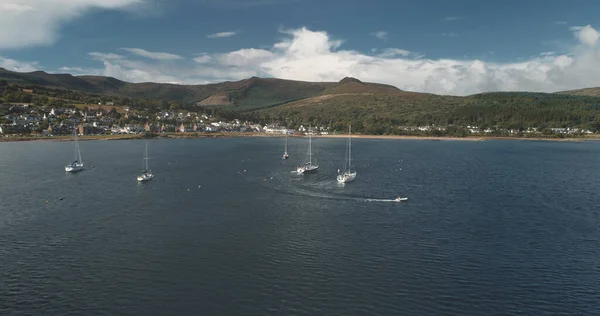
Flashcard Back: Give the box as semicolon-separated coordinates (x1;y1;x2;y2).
74;125;82;163
73;127;77;162
143;141;149;171
348;125;352;172
308;128;312;165
285;133;288;153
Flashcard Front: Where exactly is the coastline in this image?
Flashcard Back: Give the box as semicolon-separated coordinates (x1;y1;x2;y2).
0;132;597;143
315;134;595;142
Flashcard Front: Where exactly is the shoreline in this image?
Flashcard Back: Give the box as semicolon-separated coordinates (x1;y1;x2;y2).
315;134;595;142
0;132;597;143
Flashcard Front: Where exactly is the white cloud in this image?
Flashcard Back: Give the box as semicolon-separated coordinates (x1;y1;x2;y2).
371;31;388;41
0;3;34;13
59;66;85;72
376;48;412;58
121;48;183;60
100;60;182;84
556;21;568;25
216;48;274;66
193;54;212;63
570;25;599;46
207;31;237;39
19;24;600;96
89;52;124;60
442;16;462;22
0;0;141;50
0;56;39;72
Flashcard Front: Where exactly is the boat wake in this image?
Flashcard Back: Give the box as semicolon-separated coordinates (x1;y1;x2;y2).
263;172;408;203
364;198;408;203
264;178;407;203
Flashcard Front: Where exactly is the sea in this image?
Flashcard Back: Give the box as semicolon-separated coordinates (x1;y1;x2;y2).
0;137;599;315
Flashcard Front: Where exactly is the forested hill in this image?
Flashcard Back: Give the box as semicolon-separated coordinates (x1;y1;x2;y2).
258;91;600;134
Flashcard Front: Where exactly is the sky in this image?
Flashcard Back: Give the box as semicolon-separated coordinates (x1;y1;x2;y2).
1;0;600;95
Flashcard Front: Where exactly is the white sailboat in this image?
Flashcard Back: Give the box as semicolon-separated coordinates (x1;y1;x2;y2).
282;133;289;159
337;125;357;183
64;126;84;172
296;127;318;174
137;141;154;182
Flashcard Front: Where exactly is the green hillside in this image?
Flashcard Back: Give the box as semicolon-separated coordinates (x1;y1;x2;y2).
259;91;600;134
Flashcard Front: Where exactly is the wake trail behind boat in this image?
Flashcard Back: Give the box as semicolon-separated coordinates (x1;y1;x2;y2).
364;198;408;202
265;178;407;203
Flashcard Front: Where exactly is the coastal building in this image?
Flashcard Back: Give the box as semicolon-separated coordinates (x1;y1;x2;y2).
145;122;160;133
125;124;145;134
178;123;194;133
78;123;105;135
264;125;288;134
48;124;72;135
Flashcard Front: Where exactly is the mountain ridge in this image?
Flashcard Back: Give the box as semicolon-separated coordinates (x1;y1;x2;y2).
0;67;407;109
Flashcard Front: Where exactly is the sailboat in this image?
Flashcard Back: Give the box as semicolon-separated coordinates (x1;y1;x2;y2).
64;125;84;172
282;133;289;159
296;127;318;174
137;141;154;182
337;125;357;183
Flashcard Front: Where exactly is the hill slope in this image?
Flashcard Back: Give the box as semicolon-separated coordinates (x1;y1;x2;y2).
0;68;403;110
555;87;600;97
260;91;600;134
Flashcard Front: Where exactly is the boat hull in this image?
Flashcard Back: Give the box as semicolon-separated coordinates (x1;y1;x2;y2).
297;165;318;174
65;164;84;172
137;174;154;182
337;172;357;183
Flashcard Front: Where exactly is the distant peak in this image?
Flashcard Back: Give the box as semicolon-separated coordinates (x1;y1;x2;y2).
28;70;48;75
339;77;363;84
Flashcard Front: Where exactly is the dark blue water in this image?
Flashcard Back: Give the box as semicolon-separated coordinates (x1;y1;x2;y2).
1;137;599;315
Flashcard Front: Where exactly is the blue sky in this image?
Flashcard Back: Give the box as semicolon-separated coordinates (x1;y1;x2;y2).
1;0;600;95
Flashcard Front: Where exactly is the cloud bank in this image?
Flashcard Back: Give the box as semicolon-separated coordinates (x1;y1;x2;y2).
121;48;183;60
0;0;140;50
72;25;600;95
4;24;600;96
0;56;39;72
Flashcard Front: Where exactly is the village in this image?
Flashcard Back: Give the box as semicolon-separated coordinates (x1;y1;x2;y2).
0;102;333;137
0;101;595;138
